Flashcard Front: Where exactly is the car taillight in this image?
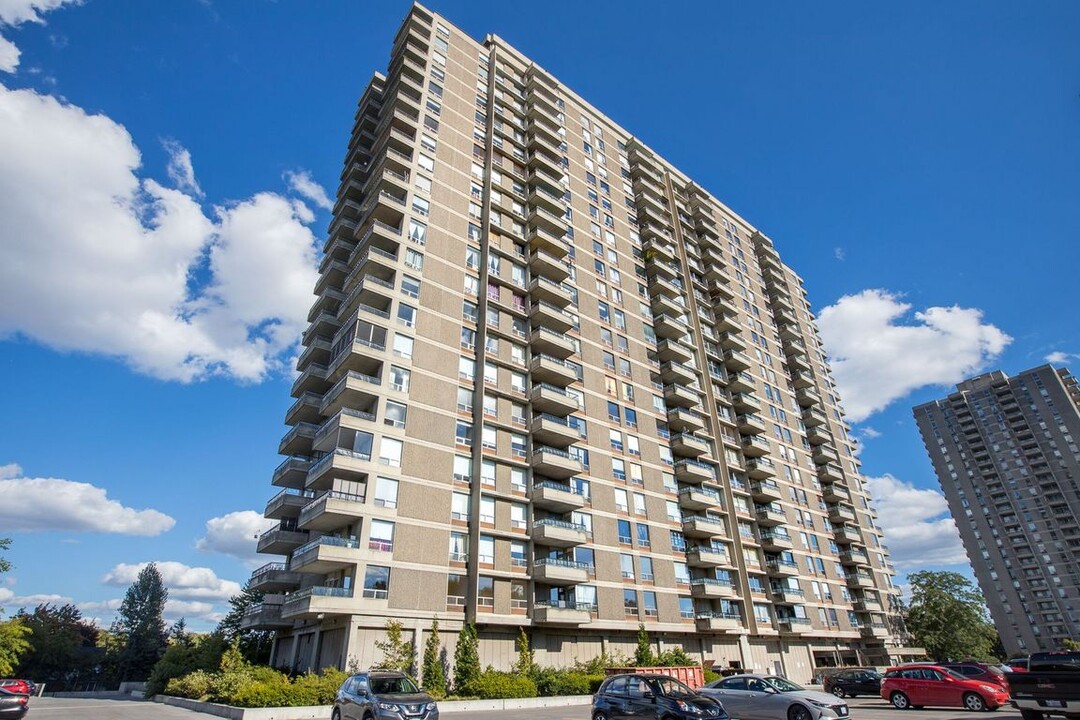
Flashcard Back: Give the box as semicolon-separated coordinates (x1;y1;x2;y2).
17;697;27;705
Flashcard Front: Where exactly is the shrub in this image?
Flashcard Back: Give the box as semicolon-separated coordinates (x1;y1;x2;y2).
703;668;720;684
291;667;348;705
532;667;599;696
463;669;537;699
655;646;694;667
165;670;213;699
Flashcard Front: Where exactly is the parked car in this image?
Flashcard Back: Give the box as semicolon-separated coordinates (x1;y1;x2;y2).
880;664;1010;711
1007;657;1030;672
0;683;29;698
700;673;849;720
1007;651;1080;720
593;673;727;720
332;670;438;720
940;662;1010;690
0;688;28;719
823;669;881;698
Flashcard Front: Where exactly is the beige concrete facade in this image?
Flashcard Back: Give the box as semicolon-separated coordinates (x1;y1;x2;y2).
249;2;909;680
914;365;1080;656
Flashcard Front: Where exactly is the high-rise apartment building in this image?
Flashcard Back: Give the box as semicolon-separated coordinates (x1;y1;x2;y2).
246;3;908;676
914;364;1080;655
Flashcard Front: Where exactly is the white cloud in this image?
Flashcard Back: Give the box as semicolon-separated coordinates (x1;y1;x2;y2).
162;138;202;197
817;289;1011;422
0;466;175;535
0;591;72;611
1045;351;1076;365
196;510;275;564
0;0;79;73
860;427;882;439
284;169;333;211
866;473;969;569
102;560;242;601
0;82;320;383
833;247;845;261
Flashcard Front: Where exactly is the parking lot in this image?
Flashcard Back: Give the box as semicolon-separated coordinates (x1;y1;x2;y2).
22;695;1026;720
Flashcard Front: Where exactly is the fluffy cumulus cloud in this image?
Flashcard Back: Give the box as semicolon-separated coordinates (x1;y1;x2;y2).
0;463;175;535
102;560;242;601
285;169;333;211
817;289;1011;422
0;0;80;73
867;473;969;569
1045;351;1077;365
0;82;323;383
196;510;275;564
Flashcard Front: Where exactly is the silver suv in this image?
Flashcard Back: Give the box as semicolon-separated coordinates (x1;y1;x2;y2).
332;671;439;720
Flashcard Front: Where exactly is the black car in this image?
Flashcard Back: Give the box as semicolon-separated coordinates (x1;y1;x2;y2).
940;662;1009;689
593;673;727;720
332;670;438;720
0;688;28;719
823;669;881;698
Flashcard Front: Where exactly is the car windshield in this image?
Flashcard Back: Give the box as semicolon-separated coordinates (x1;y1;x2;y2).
939;668;967;681
765;677;805;692
654;677;696;698
370;676;419;694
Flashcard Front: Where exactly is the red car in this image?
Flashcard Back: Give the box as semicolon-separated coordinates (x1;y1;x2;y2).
880;664;1010;711
0;683;29;697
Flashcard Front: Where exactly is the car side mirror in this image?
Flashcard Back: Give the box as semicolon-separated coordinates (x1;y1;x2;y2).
643;691;655;701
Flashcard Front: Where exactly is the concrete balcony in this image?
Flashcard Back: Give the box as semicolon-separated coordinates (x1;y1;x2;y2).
803;407;829;428
305;448;373;491
281;586;356;620
649;273;683;297
742;435;771;458
656;338;694;364
813;445;840;465
778;619;815;635
846;572;876;589
531;445;583;479
771;587;806;604
655;313;691;339
766;560;800;577
745;457;777;480
674;459;715;484
751;480;783;503
778;323;801;341
861;623;890;639
755;505;787;526
727;372;756;394
530;518;588;548
290;536;362;574
840;550;872;567
527;200;565;234
533;601;592;625
532;558;589;586
828;504;857;524
806;425;833;446
264;488;314;520
530;413;579;447
256;526;309;556
682;515;727;539
667;408;705;433
818;462;845;484
528;184;565;216
297;490;367;532
671;432;710;458
714;312;739;332
678;486;724;512
285;391;323;426
651;292;686;319
686;546;734;568
530;327;576;359
278;422;318;457
695;613;744;633
853;597;884;613
796;385;822;408
530;301;575;333
834;525;863;544
530;382;580;415
241;599;292;630
787;350;813;375
248;563;303;593
531;481;586;513
737;413;767;436
530;248;570;282
723;350;753;371
690;578;738;599
822;484;851;504
664;383;700;408
272;456;312;490
718;331;746;353
760;531;794;551
731;392;762;413
530;354;578;386
661;360;698;386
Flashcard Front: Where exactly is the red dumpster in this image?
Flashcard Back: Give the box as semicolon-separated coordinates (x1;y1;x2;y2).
604;666;705;690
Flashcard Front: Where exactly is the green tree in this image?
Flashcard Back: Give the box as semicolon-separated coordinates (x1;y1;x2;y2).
421;617;446;698
1062;639;1080;651
216;583;273;665
374;619;415;675
115;562;169;681
905;570;999;661
0;537;11;574
512;627;535;676
14;603;100;690
0;617;32;676
634;624;656;666
453;622;480;693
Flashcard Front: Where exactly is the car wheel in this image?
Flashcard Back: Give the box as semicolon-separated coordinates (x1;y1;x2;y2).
788;703;814;720
594;713;609;720
963;693;987;712
331;710;341;720
832;686;847;698
891;691;912;710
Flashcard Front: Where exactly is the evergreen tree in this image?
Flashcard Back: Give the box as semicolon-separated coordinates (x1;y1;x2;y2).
634;624;656;666
374;619;416;674
512;626;535;676
421;617;446;697
215;582;273;664
452;622;480;693
14;603;100;690
905;570;1000;661
115;562;169;681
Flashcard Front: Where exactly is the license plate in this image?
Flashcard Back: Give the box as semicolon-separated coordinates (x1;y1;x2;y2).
837;706;849;716
1044;701;1065;708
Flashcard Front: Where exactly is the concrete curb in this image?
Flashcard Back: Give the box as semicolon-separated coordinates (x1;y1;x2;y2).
157;694;593;718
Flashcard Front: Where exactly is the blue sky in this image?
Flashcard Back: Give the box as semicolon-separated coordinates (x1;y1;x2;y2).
0;0;1077;630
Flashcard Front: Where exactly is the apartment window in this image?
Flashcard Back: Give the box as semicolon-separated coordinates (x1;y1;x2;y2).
461;327;475;350
369;519;395;552
511;433;527;458
607;401;621;422
408;219;427;245
636;523;651;548
598;301;610;323
679;597;695;619
623;589;638;615
478;535;495;566
412;196;430;217
643;591;658;617
670;530;686;552
482;394;497;418
379;437;403;467
401;275;421;298
367;477;398;511
617;519;632;544
633;492;647;516
362;565;390;599
451;492;470;521
458;357;475;381
389;366;410;392
625;407;638;427
384;400;407;429
627;435;640;456
612;458;626;482
510;540;527;567
477;576;494;608
449;533;468;563
510;467;527;493
481;424;497;450
464;274;479;295
640;556;655;583
480;458;496;487
393;333;414;358
396;304;416;328
350;430;374;459
620;553;635;580
610;428;624;452
510;503;527;529
455;420;473;446
614;488;629;513
452;455;471;483
405;248;424;271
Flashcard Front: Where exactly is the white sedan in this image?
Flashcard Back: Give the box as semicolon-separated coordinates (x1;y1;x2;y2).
699;674;850;720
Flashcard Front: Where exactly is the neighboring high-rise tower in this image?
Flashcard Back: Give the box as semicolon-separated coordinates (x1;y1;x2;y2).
914;364;1080;656
246;3;910;675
